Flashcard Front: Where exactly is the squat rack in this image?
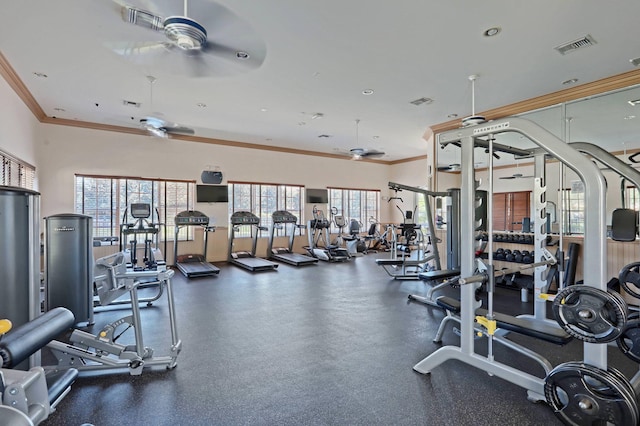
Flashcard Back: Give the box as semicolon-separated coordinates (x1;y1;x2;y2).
413;117;608;399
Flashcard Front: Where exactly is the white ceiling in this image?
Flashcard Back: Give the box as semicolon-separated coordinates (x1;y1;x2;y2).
1;0;639;163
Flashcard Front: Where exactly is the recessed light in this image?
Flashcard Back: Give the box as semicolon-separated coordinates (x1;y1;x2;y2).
197;103;207;108
260;108;268;112
298;121;306;126
447;114;458;119
236;51;249;60
562;78;579;85
628;99;640;106
362;89;374;95
372;135;379;139
53;107;66;112
311;113;324;120
624;115;636;120
631;57;640;67
266;138;272;141
483;27;501;37
33;72;48;78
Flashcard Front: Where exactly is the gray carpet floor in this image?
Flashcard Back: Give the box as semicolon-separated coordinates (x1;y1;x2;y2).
40;253;637;426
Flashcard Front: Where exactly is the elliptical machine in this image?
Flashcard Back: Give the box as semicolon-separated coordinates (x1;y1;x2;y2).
119;203;165;271
306;206;350;261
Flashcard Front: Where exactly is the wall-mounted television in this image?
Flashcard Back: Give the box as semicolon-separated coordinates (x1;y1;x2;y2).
306;188;328;204
196;185;229;203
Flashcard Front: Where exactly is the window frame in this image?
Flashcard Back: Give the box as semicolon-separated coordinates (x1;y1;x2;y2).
229;181;304;238
328;187;380;233
74;174;196;244
1;148;35;190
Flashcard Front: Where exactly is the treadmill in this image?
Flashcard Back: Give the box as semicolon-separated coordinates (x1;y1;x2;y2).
173;210;220;278
228;211;279;272
267;210;318;266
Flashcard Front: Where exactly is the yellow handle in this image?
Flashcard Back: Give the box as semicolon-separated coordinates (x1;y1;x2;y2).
0;319;13;335
475;316;497;336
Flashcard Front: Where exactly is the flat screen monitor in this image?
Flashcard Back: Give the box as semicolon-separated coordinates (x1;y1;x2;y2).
306;188;328;204
196;185;229;203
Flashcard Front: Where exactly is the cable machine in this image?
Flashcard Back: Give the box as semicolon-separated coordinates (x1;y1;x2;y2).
173;210;220;278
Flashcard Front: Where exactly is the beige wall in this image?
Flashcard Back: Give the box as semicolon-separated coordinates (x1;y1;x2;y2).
0;75;40;184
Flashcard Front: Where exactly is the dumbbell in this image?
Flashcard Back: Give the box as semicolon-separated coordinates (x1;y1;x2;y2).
495;248;505;260
523;251;533;263
514;250;523;263
504;249;515;262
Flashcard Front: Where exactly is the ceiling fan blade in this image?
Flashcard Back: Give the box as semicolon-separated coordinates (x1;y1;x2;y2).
499;176;516;180
362;151;385;158
119;4;165;31
163;125;195;135
201;41;267;74
105;40;173;59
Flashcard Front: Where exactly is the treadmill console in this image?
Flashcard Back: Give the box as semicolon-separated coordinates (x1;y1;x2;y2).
272;210;297;223
230;211;260;225
175;210;210;226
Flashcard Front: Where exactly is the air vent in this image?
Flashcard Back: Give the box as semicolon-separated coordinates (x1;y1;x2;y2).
410;97;434;106
122;6;163;30
122;100;141;108
554;35;596;55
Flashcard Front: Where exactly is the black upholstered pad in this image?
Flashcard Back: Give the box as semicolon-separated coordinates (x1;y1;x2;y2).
435;296;572;345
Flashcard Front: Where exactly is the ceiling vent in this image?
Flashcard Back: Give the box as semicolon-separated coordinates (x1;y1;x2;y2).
122;100;141;108
554;35;596;55
409;97;434;106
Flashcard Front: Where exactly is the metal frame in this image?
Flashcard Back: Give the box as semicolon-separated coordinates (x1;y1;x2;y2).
414;117;608;398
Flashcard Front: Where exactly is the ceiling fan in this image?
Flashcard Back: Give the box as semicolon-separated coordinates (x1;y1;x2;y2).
138;75;194;138
343;120;385;160
107;0;267;77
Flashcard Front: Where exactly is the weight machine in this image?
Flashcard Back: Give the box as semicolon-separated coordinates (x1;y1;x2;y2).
375;182;450;280
412;117;618;423
46;252;182;375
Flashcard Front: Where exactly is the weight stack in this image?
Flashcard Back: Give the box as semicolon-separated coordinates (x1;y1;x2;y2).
0;186;41;369
44;214;94;326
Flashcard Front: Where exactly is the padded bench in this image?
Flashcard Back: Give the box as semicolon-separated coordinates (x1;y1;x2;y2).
436;295;572;345
418;269;460;281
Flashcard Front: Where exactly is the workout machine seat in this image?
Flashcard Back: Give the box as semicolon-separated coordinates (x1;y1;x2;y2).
418;269;460;281
1;308;79;424
435;296;572;345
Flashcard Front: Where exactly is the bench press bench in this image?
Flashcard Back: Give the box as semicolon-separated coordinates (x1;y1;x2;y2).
430;296;572;375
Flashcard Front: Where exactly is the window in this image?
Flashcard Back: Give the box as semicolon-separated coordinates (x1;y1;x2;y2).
328;187;380;233
1;149;35;190
559;188;585;234
75;175;195;242
625;187;640;211
229;182;303;237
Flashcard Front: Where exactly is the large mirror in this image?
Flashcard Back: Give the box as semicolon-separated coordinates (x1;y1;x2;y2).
434;82;640;234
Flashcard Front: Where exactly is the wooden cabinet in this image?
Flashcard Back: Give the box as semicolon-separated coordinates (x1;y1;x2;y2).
492;191;531;232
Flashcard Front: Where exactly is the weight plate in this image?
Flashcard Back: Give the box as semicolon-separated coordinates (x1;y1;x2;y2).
544;362;639;426
619;262;640;299
553;286;627;343
617;319;640;363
